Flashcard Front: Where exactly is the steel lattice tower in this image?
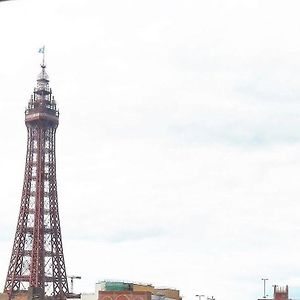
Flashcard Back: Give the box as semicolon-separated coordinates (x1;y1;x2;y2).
4;62;69;299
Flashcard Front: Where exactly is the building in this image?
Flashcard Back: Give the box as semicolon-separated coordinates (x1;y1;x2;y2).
272;286;289;300
258;285;289;300
81;281;181;300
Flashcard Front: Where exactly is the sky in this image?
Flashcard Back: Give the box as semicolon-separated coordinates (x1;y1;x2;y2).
1;0;300;299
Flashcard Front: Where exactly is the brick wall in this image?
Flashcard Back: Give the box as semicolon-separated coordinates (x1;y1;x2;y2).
99;290;152;300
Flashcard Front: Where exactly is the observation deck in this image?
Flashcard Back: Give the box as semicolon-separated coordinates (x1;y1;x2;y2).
25;65;59;126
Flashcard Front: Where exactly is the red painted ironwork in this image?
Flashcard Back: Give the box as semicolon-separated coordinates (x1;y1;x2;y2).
4;64;69;299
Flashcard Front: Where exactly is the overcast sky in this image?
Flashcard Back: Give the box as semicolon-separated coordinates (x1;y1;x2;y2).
1;0;300;299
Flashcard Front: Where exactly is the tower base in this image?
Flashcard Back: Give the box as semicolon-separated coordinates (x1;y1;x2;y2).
1;288;45;300
0;292;9;300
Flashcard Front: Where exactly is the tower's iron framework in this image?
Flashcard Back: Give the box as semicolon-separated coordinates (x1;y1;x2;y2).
4;63;69;299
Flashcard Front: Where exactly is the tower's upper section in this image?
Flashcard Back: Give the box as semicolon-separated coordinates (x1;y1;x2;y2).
25;64;59;127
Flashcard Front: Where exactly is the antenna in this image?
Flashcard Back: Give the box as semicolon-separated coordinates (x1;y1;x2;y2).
42;45;45;66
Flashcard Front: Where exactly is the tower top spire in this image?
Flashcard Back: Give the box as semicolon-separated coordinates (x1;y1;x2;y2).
24;50;59;126
37;64;49;81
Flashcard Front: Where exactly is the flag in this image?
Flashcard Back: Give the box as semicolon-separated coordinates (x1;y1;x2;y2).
38;46;45;53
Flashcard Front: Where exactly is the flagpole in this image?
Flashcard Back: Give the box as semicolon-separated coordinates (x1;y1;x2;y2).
42;45;45;66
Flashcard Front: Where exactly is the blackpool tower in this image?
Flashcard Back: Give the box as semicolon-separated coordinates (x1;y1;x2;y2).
4;60;70;300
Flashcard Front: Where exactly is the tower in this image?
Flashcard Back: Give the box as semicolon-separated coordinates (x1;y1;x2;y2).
4;61;69;299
